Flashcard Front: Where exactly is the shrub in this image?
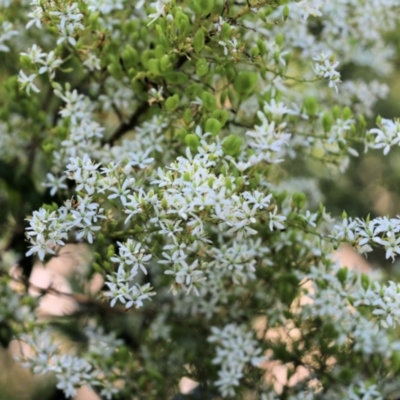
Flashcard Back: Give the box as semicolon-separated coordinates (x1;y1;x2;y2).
0;0;400;398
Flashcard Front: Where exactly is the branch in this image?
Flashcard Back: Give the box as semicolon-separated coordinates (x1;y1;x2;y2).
105;100;150;146
1;268;129;315
104;54;189;146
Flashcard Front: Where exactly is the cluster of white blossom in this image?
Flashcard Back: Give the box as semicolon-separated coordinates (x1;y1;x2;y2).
330;215;400;260
18;327;121;399
208;324;266;397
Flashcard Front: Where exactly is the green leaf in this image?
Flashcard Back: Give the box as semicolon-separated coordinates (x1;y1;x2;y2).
148;59;160;75
164;71;188;84
192;0;214;16
185;134;200;151
140;49;155;69
223;134;243;157
175;11;190;33
165;94;180;111
196;58;209;77
107;63;124;80
233;71;258;99
160;54;171;71
201;91;217;111
204;118;221;136
193;29;205;53
211;109;229;127
121;45;138;69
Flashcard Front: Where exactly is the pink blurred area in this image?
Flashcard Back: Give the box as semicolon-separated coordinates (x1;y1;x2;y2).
2;244;374;399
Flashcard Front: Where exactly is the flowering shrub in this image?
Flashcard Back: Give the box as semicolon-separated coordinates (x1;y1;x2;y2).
1;0;400;398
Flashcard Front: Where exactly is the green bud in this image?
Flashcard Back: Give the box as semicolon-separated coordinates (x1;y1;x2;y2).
251;45;259;57
322;113;333;133
336;267;348;284
165;94;180;111
225;177;232;190
257;39;266;56
161;198;168;209
19;55;33;70
233;71;258;99
342;106;352;120
223;134;243;157
275;33;284;47
304;96;318;117
376;115;382;125
283;5;289;20
358;115;367;131
332;105;341;119
107;245;115;258
275;190;288;206
204;118;222;136
236;177;244;188
292;192;306;209
361;273;370;290
193;29;205;53
97;233;105;246
92;262;102;273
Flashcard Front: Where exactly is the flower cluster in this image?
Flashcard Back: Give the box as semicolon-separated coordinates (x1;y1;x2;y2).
208;324;265;397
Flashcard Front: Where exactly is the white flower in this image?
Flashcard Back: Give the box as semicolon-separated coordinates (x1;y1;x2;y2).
38;51;63;78
20;44;45;63
42;173;68;196
18;70;40;95
313;52;341;93
268;207;286;231
367;118;400;155
148;0;171;26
